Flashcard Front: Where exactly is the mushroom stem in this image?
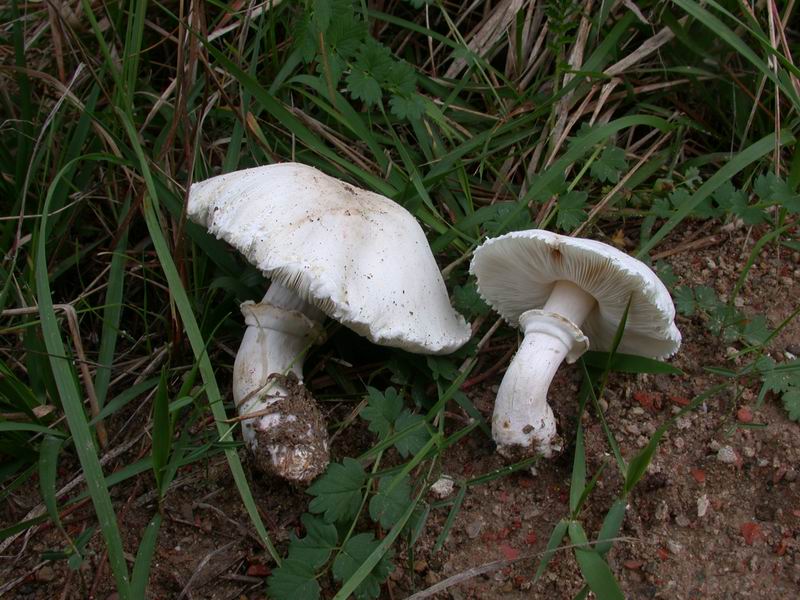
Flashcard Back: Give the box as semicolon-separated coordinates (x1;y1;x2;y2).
492;280;596;458
232;281;329;481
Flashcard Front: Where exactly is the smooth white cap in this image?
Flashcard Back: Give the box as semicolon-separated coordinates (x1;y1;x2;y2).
188;163;470;354
469;229;681;359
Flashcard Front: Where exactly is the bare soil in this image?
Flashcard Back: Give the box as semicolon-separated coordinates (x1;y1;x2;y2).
2;223;799;599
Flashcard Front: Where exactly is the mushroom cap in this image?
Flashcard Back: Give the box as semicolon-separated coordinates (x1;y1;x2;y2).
188;163;470;354
470;229;681;359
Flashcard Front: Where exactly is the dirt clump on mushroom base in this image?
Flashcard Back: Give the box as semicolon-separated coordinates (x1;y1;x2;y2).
250;374;329;483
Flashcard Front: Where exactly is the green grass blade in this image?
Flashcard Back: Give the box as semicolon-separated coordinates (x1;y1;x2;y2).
569;424;586;516
568;521;623;600
117;110;280;564
151;368;171;495
38;436;65;532
94;219;129;407
130;513;162;598
595;498;627;556
534;519;569;581
35;160;131;599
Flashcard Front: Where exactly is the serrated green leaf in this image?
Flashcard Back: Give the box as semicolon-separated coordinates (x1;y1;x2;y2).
453;282;490;318
288;514;338;568
267;558;320;600
332;533;394;600
673;286;695;316
389;94;425;120
393;411;430;458
762;363;800;394
307;458;367;523
741;314;772;346
355;39;395;82
311;0;332;32
730;189;767;224
556;190;588;231
360;387;403;439
782;390;800;421
590;146;626;183
368;475;412;529
655;262;678;288
427;356;459;381
694;286;718;312
346;69;382;105
651;196;673;218
386;61;416;94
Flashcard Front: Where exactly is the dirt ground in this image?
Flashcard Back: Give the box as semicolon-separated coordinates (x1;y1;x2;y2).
2;222;799;599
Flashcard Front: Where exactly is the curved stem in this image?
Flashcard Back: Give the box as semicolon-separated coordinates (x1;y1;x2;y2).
232;281;328;481
492;281;595;458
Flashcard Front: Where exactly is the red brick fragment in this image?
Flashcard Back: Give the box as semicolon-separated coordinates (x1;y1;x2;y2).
634;391;658;411
690;468;706;483
623;560;644;570
740;522;762;545
656;547;669;561
669;395;690;407
499;543;520;561
736;407;753;423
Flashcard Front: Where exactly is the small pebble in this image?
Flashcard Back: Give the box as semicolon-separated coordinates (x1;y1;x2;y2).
697;494;710;518
466;520;483;539
667;540;683;554
674;437;685;450
717;446;738;464
785;469;797;482
430;475;455;498
743;447;756;458
675;514;691;527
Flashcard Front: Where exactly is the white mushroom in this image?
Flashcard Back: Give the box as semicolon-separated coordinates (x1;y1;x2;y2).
470;229;681;459
188;163;470;481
